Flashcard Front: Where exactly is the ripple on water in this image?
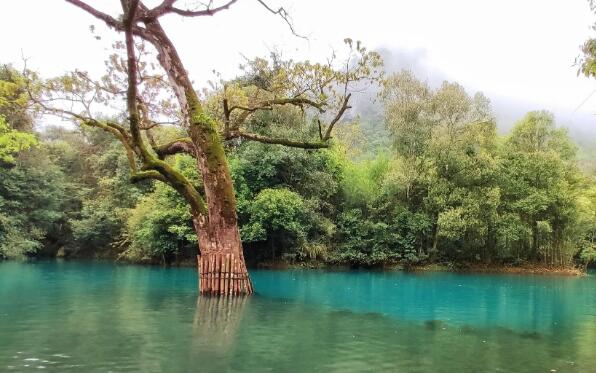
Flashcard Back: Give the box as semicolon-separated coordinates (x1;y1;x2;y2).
0;261;595;372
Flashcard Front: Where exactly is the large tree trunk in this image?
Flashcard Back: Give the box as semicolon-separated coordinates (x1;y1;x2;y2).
191;153;253;296
131;16;254;295
193;215;253;296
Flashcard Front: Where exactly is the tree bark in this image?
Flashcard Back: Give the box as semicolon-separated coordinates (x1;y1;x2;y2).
194;234;253;296
189;113;253;295
531;220;539;261
193;198;253;296
431;219;439;261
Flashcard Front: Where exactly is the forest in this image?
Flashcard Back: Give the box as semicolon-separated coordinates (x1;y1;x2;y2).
1;59;595;270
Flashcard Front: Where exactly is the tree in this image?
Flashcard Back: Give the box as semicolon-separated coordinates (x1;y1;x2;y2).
229;135;342;263
125;176;198;265
0;143;79;259
381;71;497;261
0;115;37;166
0;66;37;167
65;126;148;257
499;111;583;265
579;1;596;78
34;0;380;295
0;68;59;259
0;65;35;132
242;188;309;261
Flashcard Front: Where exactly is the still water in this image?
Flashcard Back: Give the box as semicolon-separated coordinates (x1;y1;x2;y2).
0;260;595;372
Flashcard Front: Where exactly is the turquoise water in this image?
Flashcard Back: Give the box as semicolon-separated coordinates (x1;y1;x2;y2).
0;261;595;372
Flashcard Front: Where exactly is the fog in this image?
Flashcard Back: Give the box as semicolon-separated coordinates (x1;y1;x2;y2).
364;47;596;145
1;0;595;145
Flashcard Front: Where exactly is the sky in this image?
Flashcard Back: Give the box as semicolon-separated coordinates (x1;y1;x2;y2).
2;0;596;135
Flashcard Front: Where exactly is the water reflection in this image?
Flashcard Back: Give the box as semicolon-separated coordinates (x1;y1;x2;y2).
223;296;595;372
193;296;250;349
0;261;595;372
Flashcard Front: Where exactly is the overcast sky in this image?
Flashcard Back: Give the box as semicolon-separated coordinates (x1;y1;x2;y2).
2;0;596;134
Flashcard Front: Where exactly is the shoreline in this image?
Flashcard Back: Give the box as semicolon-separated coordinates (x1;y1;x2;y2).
409;263;586;276
4;256;588;276
237;261;588;276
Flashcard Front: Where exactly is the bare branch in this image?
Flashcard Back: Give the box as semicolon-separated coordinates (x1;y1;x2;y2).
170;0;237;17
144;0;176;18
323;93;351;140
65;0;156;43
65;0;123;29
256;0;306;39
32;96;159;182
121;0;208;216
143;0;238;19
122;0;152;161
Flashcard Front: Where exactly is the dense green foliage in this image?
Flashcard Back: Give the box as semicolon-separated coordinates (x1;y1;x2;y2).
0;64;594;269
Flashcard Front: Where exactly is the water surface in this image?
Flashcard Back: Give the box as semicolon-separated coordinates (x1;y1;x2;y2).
1;261;595;372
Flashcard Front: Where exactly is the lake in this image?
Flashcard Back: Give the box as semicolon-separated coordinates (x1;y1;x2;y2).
0;261;595;372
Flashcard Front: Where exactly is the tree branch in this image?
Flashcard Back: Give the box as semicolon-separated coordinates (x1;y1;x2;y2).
256;0;306;39
155;137;197;158
222;98;232;139
65;0;123;29
228;97;324;114
317;119;323;140
236;131;329;149
33;98;160;183
123;0;153;162
143;0;175;18
130;170;168;183
121;0;207;216
143;0;238;19
170;0;237;17
323;93;351;140
64;0;156;43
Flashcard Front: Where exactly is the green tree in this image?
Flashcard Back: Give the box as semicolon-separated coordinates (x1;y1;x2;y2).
64;127;147;256
242;188;309;261
500;111;583;265
0;66;37;166
229;132;343;263
125;181;197;264
0;144;78;259
0;65;34;131
0;115;37;166
381;71;498;262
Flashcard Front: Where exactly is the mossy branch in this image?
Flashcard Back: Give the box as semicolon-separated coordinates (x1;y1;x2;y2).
121;2;207;216
155;137;196;159
236;130;330;149
130;170;166;183
228;97;325;115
